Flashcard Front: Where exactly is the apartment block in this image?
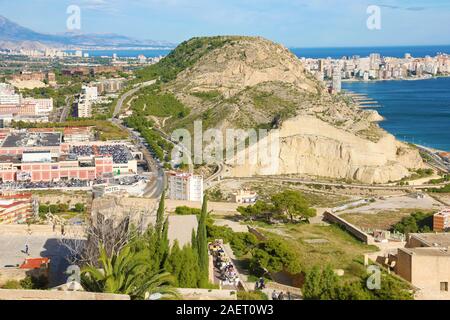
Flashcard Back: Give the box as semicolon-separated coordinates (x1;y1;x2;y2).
167;172;204;202
0;193;37;224
434;209;450;232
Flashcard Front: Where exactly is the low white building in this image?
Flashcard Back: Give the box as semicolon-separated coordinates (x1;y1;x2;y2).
23;98;53;116
0;94;21;105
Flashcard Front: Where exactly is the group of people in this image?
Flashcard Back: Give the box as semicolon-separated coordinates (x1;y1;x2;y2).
255;277;266;290
271;290;292;301
210;241;239;286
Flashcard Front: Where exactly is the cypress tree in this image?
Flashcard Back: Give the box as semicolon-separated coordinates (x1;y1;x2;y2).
166;241;182;287
191;229;198;253
155;190;166;234
197;195;209;286
159;218;170;266
178;246;200;288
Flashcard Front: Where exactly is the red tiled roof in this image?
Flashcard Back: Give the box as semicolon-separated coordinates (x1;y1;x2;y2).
20;258;50;270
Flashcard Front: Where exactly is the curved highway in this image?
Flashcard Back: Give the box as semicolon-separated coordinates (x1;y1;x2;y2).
110;79;165;199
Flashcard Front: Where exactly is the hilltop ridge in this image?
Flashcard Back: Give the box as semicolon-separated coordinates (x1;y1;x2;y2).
132;36;424;184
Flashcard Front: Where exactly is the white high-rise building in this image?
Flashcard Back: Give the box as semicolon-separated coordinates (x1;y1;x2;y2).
76;100;92;118
76;86;98;118
332;67;342;93
167;172;204;202
81;86;98;101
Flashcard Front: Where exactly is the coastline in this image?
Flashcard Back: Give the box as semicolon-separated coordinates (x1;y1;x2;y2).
342;74;450;83
343;75;450;153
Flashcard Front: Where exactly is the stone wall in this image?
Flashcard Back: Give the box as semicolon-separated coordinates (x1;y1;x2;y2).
323;211;375;245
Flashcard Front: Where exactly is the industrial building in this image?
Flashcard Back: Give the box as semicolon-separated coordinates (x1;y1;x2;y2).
0;130;139;183
63;127;93;143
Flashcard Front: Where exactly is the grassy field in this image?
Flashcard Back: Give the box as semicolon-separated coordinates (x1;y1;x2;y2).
340;209;436;231
261;223;378;280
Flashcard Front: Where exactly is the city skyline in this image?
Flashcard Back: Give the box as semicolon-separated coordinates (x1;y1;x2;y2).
1;0;450;48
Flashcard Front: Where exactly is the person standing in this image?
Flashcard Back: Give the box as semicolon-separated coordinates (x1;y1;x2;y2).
25;244;29;256
278;292;285;300
272;290;279;300
259;277;265;290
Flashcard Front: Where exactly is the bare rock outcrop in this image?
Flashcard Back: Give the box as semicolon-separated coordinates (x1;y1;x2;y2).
225;116;423;184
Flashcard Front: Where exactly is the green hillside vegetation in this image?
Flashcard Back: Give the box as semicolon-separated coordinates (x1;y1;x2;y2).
191;90;222;101
428;184;450;193
132;88;190;118
391;211;434;234
302;265;413;300
135;36;235;83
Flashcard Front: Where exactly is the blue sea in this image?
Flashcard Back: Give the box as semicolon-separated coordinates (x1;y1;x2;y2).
343;77;450;151
290;45;450;59
71;45;450;59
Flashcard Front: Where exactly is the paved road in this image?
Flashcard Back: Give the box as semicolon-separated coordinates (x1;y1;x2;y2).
205;163;224;188
153;127;194;174
416;144;450;173
59;96;72;122
111;118;165;199
110;79;165;199
112;80;156;118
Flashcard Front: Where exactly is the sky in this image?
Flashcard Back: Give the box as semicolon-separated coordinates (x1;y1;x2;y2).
0;0;449;47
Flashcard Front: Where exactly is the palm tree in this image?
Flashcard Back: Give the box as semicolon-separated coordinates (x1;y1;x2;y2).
81;244;179;300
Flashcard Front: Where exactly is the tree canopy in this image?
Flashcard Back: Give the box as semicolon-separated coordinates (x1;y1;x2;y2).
271;190;317;223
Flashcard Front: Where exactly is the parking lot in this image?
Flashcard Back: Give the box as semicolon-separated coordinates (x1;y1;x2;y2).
0;179;91;190
71;144;134;164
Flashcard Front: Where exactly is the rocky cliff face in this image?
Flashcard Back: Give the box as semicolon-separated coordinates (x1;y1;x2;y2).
225;116;423;184
157;36;424;184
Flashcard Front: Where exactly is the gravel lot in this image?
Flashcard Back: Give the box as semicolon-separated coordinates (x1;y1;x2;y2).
343;194;443;214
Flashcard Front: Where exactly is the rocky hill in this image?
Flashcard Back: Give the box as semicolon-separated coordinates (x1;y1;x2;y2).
136;36;423;184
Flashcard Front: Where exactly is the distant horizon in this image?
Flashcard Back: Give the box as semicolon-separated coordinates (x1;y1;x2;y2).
1;0;449;48
66;43;450;51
